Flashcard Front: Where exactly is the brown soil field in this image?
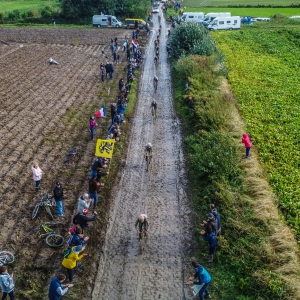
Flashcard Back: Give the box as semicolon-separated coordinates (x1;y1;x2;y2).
0;27;139;299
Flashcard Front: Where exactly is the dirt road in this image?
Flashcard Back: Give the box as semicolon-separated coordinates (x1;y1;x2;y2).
92;13;194;300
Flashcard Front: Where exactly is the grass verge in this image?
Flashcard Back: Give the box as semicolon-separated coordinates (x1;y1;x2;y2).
172;54;300;299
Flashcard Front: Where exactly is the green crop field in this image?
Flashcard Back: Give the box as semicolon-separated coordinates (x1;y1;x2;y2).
213;28;300;237
0;0;59;13
184;7;300;17
183;0;300;7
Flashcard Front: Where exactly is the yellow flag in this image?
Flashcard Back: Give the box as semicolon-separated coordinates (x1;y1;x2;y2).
95;139;115;158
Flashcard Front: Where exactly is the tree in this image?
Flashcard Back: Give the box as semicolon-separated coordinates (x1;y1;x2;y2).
170;22;217;59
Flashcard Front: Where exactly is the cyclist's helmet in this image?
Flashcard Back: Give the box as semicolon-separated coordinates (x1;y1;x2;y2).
138;215;145;223
147;142;152;148
154;75;158;81
83;209;89;215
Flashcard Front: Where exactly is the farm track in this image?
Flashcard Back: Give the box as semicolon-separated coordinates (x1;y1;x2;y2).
0;27;132;280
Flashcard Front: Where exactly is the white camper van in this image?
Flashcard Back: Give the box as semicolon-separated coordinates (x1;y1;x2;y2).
92;15;123;27
208;16;241;30
203;12;231;23
181;12;205;23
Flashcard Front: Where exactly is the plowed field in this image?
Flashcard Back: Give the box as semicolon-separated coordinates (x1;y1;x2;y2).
0;27;132;298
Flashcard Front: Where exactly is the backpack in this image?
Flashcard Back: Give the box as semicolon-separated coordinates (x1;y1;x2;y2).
73;213;81;225
63;248;72;258
66;234;74;249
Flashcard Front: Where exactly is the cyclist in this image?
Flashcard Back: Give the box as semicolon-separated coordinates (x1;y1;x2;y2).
153;75;158;91
135;214;149;240
167;28;171;38
151;100;157;120
144;142;152;161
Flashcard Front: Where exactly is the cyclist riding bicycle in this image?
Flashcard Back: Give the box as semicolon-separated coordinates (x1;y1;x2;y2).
135;214;149;240
151;100;157;120
145;142;152;158
153;75;158;91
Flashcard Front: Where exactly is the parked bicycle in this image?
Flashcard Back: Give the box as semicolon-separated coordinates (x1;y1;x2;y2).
0;251;14;266
32;192;55;220
63;146;81;163
38;221;64;247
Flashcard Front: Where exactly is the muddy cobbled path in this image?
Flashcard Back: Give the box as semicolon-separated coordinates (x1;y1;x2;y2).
92;13;194;300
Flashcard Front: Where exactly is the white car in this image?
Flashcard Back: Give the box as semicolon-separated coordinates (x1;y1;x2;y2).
152;7;160;13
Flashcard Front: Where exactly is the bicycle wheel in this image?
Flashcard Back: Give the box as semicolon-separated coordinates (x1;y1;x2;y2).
146;156;150;172
46;234;64;247
32;204;41;220
45;205;54;220
0;251;14;266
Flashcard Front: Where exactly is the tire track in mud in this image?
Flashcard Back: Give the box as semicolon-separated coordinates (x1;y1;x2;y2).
92;12;194;300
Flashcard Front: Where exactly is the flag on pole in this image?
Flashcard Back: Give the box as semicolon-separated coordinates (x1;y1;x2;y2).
132;38;139;49
95;104;106;118
95;139;115;158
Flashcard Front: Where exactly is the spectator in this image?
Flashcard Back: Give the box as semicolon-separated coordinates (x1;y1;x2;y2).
68;228;89;248
73;209;98;230
89;174;103;209
119;79;124;92
105;62;110;79
210;204;221;236
89;116;98;141
0;266;15;300
186;262;212;300
31;162;43;191
62;245;87;283
48;274;73;300
109;62;114;79
126;48;131;61
90;157;108;178
201;224;217;263
242;133;252;158
96;169;109;184
53;181;65;217
110;39;114;55
77;193;92;214
188;96;194;113
111;103;117;123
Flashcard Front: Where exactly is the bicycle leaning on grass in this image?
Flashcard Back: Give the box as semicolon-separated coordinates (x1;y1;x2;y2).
38;220;64;247
32;192;56;220
0;251;14;266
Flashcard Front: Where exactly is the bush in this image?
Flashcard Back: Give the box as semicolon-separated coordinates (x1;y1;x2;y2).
170;22;217;59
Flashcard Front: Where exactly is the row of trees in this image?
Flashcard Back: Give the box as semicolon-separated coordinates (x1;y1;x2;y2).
0;0;150;24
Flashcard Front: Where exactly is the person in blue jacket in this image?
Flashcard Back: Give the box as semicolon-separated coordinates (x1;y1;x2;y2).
48;274;73;300
201;224;217;262
0;266;15;300
187;262;211;300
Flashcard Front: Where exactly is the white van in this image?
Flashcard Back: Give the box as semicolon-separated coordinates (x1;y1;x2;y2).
203;12;231;23
181;12;205;23
208;16;241;30
92;15;123;27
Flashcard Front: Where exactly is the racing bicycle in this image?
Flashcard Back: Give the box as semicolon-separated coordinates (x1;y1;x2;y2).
0;251;14;266
32;192;56;220
145;151;152;171
38;221;64;247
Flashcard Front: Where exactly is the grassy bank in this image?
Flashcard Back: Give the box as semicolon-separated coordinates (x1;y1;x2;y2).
213;28;300;240
172;52;300;299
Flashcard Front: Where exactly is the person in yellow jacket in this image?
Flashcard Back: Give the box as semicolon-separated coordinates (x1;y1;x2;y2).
62;245;87;283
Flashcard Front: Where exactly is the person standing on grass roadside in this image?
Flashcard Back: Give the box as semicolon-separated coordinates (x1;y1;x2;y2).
186;262;212;300
77;193;93;214
0;266;15;300
53;181;65;217
48;274;73;300
201;223;217;263
188;96;194;113
31;162;43;191
89;116;98;141
62;245;87;283
89;174;104;209
241;133;252;158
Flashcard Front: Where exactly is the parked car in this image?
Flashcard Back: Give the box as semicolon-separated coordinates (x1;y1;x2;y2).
124;18;146;29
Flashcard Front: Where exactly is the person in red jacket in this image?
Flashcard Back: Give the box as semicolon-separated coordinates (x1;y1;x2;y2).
241;133;252;158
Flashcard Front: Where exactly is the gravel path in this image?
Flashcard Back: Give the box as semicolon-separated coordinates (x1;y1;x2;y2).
92;11;194;300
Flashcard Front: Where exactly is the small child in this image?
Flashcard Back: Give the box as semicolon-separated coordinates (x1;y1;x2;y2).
0;266;15;300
